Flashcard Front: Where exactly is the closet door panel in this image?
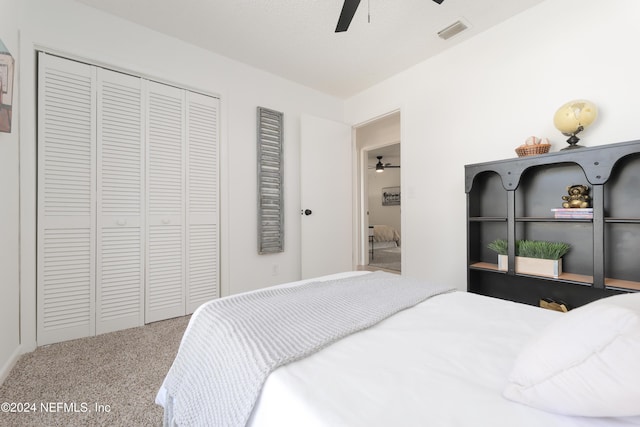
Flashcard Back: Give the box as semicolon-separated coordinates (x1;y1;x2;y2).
37;53;97;345
96;69;145;334
145;81;186;322
186;92;220;313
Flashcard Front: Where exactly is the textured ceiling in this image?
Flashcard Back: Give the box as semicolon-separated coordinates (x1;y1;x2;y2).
73;0;545;98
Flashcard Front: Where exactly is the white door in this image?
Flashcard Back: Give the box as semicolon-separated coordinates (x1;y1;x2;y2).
185;91;220;313
300;115;353;278
37;53;97;345
37;54;220;343
145;81;186;323
96;68;145;334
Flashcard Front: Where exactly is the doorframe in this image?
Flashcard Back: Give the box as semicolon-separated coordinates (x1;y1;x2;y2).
352;110;402;269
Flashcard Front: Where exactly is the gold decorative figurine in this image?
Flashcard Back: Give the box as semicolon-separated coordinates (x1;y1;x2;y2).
562;185;590;208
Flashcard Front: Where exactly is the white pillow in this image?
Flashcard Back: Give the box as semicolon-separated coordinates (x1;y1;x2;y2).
589;291;640;311
503;293;640;417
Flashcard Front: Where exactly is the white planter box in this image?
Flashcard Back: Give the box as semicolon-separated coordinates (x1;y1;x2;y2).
497;254;562;278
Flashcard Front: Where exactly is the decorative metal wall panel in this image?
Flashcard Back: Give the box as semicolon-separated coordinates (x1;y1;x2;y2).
257;107;284;254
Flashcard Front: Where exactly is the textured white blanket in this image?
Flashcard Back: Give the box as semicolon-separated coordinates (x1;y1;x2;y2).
161;271;454;427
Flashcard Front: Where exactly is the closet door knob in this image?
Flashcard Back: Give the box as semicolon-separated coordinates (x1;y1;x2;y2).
117;219;127;226
162;218;171;224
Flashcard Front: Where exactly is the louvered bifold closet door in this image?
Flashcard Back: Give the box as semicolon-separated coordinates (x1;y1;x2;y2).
96;69;144;334
145;81;186;322
186;92;220;313
37;53;97;345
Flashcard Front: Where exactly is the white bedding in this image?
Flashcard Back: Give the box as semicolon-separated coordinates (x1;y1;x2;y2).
372;225;400;244
159;272;640;426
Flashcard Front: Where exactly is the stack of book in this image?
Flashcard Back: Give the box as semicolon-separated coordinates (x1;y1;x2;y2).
551;208;593;219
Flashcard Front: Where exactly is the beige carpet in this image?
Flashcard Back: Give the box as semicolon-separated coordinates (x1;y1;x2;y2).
0;315;190;427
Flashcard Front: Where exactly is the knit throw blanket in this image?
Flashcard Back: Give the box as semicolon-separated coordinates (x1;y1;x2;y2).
161;271;454;426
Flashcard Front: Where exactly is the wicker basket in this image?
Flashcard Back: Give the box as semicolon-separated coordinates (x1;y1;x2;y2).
515;143;551;157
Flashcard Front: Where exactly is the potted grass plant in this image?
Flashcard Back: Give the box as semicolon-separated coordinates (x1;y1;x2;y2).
488;239;571;278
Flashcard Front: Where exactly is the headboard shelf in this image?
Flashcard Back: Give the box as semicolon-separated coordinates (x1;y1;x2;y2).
466;139;640;309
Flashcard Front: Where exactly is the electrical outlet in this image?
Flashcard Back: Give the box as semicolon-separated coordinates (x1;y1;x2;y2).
272;264;279;276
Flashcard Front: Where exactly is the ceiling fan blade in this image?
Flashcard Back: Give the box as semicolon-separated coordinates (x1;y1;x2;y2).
335;0;361;33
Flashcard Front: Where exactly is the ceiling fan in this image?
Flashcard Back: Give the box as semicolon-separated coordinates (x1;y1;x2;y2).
336;0;445;33
369;156;400;173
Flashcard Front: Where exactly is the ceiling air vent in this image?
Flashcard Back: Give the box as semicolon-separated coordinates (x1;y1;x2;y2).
437;20;468;40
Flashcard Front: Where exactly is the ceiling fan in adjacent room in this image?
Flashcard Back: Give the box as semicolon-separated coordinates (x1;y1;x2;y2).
335;0;445;32
369;156;400;173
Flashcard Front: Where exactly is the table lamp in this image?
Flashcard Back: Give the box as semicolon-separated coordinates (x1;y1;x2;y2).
553;100;598;150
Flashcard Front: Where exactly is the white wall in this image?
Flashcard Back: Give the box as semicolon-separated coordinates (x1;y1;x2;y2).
345;0;640;289
1;0;344;381
0;0;21;383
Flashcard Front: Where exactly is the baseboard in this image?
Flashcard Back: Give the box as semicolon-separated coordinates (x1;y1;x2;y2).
0;346;23;386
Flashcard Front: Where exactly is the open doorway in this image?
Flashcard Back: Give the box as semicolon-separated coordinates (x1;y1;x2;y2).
355;112;401;272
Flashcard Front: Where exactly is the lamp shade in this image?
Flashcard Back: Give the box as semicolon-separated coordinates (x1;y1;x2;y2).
553;100;598;136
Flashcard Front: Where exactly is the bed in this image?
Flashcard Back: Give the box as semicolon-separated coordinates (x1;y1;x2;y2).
157;271;640;427
370;224;401;249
